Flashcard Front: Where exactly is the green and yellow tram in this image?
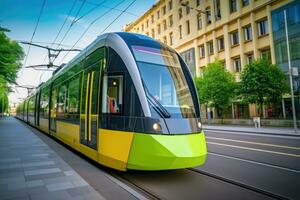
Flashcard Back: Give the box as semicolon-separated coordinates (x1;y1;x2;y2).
16;32;207;171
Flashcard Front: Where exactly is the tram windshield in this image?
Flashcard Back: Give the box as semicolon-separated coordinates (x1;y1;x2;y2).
132;45;196;118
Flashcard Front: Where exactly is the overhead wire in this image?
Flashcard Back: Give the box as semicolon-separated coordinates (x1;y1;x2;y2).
41;0;78;65
72;0;106;24
99;0;137;34
56;0;86;46
23;0;47;67
59;0;137;64
80;0;138;17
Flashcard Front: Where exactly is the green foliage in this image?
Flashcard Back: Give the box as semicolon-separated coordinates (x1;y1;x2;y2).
0;30;24;113
195;60;236;114
0;31;24;83
0;76;9;113
239;59;289;116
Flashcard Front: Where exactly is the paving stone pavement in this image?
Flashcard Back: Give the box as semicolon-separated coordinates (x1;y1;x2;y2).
0;117;105;200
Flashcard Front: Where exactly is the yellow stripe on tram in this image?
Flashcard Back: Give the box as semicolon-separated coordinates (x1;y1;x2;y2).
85;73;90;141
89;71;94;142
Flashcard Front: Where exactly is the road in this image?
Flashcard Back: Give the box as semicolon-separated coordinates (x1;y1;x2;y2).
199;129;300;199
4;117;300;200
120;129;300;200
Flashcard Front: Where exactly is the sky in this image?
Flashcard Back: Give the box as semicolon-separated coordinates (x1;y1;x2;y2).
0;0;155;105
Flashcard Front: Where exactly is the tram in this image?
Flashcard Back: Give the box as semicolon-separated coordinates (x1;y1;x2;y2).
16;32;207;171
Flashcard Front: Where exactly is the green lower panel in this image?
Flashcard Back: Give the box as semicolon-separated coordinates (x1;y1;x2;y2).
127;132;207;170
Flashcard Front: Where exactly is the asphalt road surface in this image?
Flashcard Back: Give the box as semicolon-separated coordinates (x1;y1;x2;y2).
5;117;300;200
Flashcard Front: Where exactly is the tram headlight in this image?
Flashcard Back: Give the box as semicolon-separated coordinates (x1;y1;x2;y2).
153;122;162;131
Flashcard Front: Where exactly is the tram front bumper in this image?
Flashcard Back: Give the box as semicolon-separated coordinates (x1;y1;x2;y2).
127;132;207;170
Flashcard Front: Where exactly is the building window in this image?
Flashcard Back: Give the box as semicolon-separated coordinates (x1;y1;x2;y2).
163;36;167;44
197;0;201;6
151;29;155;38
243;25;252;41
199;45;205;58
186;1;190;14
163;20;167;30
207;41;214;55
179;8;183;19
197;14;202;30
169;15;173;27
230;30;239;46
179;25;182;39
136;27;139;32
233;57;241;72
151;15;154;23
217;37;224;51
214;0;221;20
163;5;166;15
246;53;254;64
206;7;211;25
146;20;149;28
230;0;237;13
186;20;190;34
157;10;160;19
168;0;172;10
157;24;161;34
261;49;271;61
242;0;249;7
169;32;174;45
257;19;268;36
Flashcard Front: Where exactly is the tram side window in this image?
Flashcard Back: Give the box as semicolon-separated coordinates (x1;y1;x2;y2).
102;75;124;114
67;75;80;118
40;88;50;118
57;84;67;117
28;97;35;117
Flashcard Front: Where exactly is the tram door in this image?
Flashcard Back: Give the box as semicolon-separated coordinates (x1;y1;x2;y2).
80;64;100;150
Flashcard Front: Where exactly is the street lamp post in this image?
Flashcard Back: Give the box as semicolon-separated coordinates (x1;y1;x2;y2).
284;9;298;133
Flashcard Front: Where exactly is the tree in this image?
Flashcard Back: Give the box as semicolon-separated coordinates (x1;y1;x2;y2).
195;60;236;119
0;29;24;115
239;59;289;117
0;31;24;83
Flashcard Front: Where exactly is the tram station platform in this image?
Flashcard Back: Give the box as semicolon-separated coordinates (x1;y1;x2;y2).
0;117;138;200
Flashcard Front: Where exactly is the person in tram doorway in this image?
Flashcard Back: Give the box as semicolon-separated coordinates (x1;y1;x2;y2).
107;86;118;114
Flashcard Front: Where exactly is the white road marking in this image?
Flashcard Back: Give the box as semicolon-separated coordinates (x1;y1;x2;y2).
208;152;300;174
204;129;300;140
207;141;300;158
206;136;300;150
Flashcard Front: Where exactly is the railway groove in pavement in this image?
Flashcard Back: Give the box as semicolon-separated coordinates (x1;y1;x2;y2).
187;168;288;200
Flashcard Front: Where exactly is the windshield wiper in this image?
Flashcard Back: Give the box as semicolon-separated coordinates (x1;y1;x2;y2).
142;80;171;118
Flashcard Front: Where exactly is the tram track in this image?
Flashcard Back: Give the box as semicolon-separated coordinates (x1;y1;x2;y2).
105;170;161;200
187;168;288;200
108;167;280;200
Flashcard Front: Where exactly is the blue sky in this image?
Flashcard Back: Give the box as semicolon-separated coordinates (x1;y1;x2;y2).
0;0;155;103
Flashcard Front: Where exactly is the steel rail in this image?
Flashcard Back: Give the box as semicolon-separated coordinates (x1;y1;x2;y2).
187;168;289;200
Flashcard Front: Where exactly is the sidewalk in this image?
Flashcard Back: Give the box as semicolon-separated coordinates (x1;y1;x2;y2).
0;117;104;200
203;124;300;137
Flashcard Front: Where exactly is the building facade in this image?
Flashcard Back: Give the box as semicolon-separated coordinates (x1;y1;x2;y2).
124;0;299;124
